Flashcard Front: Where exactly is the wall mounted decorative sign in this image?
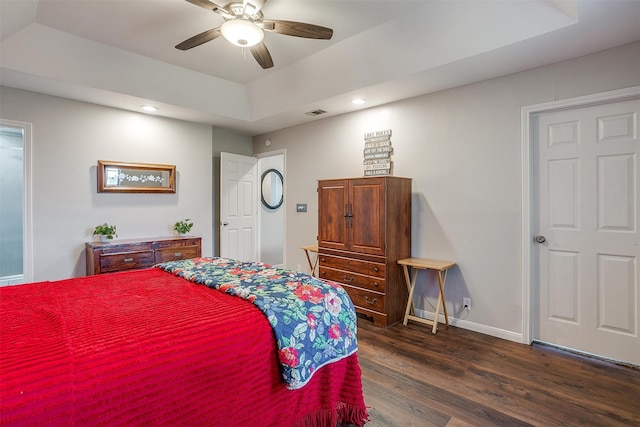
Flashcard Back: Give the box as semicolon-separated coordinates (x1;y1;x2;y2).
97;160;176;193
363;129;393;176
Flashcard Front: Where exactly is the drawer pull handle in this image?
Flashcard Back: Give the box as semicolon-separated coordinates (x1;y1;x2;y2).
173;252;182;258
321;257;325;262
343;275;354;283
373;282;379;287
123;258;134;263
365;296;377;305
373;267;379;272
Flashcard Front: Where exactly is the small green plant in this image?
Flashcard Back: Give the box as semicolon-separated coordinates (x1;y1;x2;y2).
173;219;193;235
93;223;117;239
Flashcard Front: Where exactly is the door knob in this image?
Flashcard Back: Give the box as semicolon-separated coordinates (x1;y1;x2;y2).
535;235;546;243
222;222;229;226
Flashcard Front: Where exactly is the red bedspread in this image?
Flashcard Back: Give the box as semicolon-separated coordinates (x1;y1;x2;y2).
0;268;368;426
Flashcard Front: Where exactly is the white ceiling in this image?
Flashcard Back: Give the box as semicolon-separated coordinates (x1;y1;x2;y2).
1;0;639;135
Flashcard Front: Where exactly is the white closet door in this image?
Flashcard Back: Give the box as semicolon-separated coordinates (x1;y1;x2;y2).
535;98;639;365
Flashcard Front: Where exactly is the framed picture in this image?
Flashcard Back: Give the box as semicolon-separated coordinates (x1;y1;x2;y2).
97;160;176;193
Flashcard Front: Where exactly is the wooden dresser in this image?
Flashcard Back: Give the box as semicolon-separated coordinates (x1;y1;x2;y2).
86;236;201;275
317;176;411;327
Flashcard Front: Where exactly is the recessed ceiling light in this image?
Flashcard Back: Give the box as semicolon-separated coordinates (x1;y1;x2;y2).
351;98;366;105
141;105;158;112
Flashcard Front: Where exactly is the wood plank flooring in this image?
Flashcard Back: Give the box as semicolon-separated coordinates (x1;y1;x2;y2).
355;318;640;426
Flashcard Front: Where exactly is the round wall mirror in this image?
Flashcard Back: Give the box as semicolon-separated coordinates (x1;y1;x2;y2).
261;168;283;209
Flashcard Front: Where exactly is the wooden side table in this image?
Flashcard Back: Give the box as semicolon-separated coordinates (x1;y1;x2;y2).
300;244;319;276
397;258;457;334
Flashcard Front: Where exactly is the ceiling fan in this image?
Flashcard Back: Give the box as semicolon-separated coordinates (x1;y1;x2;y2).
176;0;333;69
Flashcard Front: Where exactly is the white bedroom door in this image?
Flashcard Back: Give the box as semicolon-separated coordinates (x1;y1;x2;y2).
220;152;258;262
534;98;640;365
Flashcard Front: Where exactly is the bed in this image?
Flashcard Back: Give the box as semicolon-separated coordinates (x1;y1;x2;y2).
0;257;368;426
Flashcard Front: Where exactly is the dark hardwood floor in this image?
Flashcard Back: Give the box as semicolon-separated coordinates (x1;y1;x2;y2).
355;318;640;426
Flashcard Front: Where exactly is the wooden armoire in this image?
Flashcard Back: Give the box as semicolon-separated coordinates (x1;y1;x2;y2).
317;176;411;327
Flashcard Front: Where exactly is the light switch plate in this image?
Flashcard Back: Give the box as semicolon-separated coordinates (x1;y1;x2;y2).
296;203;307;212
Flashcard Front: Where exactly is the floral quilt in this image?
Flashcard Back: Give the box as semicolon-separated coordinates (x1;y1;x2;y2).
155;257;358;390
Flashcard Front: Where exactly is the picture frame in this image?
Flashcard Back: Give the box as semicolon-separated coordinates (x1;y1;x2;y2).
97;160;176;193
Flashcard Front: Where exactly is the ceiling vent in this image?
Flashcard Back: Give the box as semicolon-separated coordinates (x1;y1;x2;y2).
304;109;327;117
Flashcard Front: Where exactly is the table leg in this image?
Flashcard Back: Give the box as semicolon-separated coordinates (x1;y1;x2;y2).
402;266;419;326
303;250;317;276
430;270;451;334
438;270;449;328
432;282;442;334
402;265;412;294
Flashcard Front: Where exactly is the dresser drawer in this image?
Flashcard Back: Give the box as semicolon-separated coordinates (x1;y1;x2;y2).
342;284;385;313
154;238;200;250
155;245;200;263
319;266;385;292
100;250;154;273
319;254;385;278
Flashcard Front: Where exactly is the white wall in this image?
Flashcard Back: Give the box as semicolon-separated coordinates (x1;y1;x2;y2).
252;41;640;339
0;87;214;281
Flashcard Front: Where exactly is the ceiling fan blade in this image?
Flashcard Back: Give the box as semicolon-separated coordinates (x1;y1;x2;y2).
175;28;222;50
185;0;233;19
263;20;333;40
250;42;274;69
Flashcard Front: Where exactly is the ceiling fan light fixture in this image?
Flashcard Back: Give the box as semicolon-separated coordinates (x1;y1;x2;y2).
221;19;264;47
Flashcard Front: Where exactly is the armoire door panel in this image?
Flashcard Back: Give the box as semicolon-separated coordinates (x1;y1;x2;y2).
350;179;386;256
317;180;349;251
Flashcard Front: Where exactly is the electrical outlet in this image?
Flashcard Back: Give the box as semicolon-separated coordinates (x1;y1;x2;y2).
463;297;471;311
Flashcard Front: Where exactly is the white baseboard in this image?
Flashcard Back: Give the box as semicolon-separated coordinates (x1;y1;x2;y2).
413;308;524;344
0;274;25;287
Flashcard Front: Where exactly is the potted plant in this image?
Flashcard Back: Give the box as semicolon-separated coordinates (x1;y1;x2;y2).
173;219;193;237
94;223;117;242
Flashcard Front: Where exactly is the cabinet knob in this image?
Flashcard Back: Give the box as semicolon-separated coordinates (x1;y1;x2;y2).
373;267;379;272
173;252;182;258
321;257;325;262
373;282;379;287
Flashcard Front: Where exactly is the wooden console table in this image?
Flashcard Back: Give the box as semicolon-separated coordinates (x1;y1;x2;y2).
397;258;457;334
300;244;318;276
